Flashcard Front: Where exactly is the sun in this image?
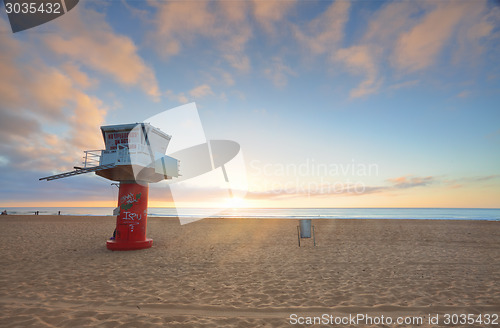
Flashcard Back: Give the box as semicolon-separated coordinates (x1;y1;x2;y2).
224;196;246;209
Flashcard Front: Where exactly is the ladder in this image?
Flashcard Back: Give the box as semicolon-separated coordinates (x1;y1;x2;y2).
39;164;116;181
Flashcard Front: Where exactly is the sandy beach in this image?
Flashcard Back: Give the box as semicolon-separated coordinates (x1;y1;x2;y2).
0;215;498;327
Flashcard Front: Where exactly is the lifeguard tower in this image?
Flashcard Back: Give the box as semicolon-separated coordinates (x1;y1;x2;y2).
40;123;179;251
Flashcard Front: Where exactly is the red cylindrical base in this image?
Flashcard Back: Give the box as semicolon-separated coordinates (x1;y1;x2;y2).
107;238;153;251
106;181;152;251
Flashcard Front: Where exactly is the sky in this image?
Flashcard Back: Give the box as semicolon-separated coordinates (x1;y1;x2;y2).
0;0;499;209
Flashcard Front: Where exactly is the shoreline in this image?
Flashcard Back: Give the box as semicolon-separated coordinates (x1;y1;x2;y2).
2;215;499;222
2;207;499;222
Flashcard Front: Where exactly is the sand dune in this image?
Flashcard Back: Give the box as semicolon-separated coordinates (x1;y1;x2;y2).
0;216;499;327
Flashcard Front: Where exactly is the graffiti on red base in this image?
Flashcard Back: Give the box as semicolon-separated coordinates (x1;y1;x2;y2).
120;192;142;211
122;211;145;232
123;211;142;221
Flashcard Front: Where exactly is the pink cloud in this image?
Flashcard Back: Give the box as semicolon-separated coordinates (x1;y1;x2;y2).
62;63;97;89
387;176;435;189
334;45;381;98
330;2;421;98
264;57;296;88
2;66;107;171
454;1;500;65
44;7;160;100
0;16;107;172
363;1;422;47
165;84;216;104
393;1;481;72
165;90;189;104
147;0;253;72
293;1;350;55
252;0;296;36
189;84;214;98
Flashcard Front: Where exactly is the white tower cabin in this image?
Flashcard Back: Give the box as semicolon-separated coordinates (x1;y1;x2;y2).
40;123;180;183
96;123;179;182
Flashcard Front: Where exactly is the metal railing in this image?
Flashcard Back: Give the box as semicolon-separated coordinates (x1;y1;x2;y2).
82;144;155;168
83;150;102;168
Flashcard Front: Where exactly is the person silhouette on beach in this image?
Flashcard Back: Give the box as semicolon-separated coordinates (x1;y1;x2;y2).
110;229;116;240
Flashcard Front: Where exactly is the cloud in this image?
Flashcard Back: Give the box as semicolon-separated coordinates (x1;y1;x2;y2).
0;66;107;172
68;92;107;151
165;84;215;103
44;6;160;100
0;110;40;144
0;15;107;173
363;1;422;48
293;1;350;55
447;175;500;185
252;0;296;36
0;19;25;109
388;80;420;90
264;57;296;88
147;0;253;72
0;155;8;167
189;84;214;98
293;1;417;98
292;1;392;98
246;175;440;200
329;1;422;98
334;45;381;98
466;175;499;182
62;63;96;89
121;0;150;21
295;0;498;99
0;168;115;205
393;1;482;72
363;0;498;77
203;68;235;87
387;176;435;189
457;90;471;98
223;53;251;73
245;183;382;200
219;70;235;86
165;90;189;104
1;21;72;122
29;68;75;120
454;1;500;65
146;0;213;56
221;173;500;202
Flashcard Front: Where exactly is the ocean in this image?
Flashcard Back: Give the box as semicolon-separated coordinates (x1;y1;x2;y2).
3;207;500;221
